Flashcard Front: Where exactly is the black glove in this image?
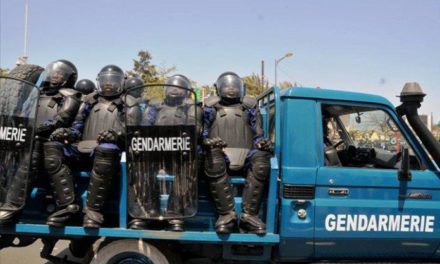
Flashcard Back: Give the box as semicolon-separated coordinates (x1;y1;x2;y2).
36;122;56;137
97;129;120;144
257;139;274;153
49;128;80;144
203;137;227;150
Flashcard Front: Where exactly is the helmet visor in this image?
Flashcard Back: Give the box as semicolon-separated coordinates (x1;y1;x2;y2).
97;73;124;96
217;75;243;98
43;61;75;87
164;78;190;99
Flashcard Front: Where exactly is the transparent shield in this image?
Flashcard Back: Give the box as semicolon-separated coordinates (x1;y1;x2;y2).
125;84;198;220
0;77;39;206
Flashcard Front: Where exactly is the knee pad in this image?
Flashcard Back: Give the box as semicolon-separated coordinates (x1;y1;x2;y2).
250;150;270;181
93;145;120;176
204;148;226;179
43;142;64;174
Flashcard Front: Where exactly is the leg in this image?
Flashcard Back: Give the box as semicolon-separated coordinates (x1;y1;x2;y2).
0;140;42;224
44;142;79;226
83;144;120;228
166;176;185;232
239;150;270;234
205;147;236;234
128;157;160;230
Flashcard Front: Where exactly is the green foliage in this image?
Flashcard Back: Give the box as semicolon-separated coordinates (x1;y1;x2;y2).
0;68;9;77
127;49;176;100
242;73;268;97
279;81;296;89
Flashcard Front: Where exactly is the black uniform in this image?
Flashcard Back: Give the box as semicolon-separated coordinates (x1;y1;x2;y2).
0;60;81;225
203;72;271;234
47;65;141;228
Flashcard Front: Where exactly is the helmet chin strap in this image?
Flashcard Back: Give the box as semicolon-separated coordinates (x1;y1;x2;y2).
165;96;185;106
221;97;241;105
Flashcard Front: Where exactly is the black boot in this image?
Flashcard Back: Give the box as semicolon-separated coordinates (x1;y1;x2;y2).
0;163;30;225
239;173;266;234
204;146;237;234
239;151;270;234
128;218;149;230
44;142;79;227
240;173;266;234
209;174;237;234
83;146;119;228
167;219;184;232
166;183;185;232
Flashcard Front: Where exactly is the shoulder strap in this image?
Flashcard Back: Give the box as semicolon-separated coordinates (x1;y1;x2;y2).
84;91;99;106
241;96;257;109
59;88;81;98
204;96;221;107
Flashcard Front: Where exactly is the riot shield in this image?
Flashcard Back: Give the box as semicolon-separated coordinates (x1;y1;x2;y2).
125;84;198;220
0;77;39;207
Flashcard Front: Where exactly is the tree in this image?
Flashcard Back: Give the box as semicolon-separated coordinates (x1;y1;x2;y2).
0;68;9;77
279;81;296;89
242;73;268;97
127;49;176;100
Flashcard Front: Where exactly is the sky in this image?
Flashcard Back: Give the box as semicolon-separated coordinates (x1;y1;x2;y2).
0;0;439;122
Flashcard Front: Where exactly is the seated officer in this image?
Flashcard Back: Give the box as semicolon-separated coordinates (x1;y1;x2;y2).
48;65;141;227
129;74;201;232
203;72;272;234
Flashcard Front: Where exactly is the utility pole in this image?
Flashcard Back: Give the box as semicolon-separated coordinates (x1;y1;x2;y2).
274;52;293;87
261;60;265;91
16;0;30;66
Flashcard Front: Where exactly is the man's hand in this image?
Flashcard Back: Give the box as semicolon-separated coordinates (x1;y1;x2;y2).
203;137;227;150
36;122;55;137
49;128;78;144
97;129;120;144
257;139;274;153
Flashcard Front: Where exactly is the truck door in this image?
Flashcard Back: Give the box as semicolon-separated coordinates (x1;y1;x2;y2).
314;102;440;259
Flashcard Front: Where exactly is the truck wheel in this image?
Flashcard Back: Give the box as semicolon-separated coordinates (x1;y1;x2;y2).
0;64;43;113
89;239;173;264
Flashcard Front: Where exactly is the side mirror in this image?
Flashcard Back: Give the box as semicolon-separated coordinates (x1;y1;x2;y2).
398;148;412;181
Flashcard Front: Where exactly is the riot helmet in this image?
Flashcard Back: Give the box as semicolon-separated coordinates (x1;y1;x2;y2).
164;74;191;104
41;60;77;88
124;76;144;98
96;65;125;97
75;79;96;95
215;72;244;99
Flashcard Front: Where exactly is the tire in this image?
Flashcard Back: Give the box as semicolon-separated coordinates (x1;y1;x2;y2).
8;64;44;84
0;64;43;113
88;239;172;264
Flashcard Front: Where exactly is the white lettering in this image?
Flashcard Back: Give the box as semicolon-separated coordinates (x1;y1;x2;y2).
426;216;435;233
336;214;346;231
389;215;400;231
367;215;377;231
358;215;368;231
378;214;388;231
130;137;192;152
410;215;420;232
325;214;336;231
0;127;27;143
324;214;435;233
401;215;410;232
346;214;357;231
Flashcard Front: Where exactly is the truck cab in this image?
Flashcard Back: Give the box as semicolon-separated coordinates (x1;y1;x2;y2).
276;86;440;261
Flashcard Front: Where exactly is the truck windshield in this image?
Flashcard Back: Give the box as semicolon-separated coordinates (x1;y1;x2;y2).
322;104;423;170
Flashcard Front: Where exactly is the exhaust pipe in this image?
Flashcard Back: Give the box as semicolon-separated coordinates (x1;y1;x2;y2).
396;82;440;166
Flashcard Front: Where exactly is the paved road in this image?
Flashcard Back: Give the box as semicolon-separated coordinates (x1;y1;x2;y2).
0;239;82;264
1;241;438;264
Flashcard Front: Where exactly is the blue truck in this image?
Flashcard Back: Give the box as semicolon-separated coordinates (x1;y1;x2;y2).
0;74;439;263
